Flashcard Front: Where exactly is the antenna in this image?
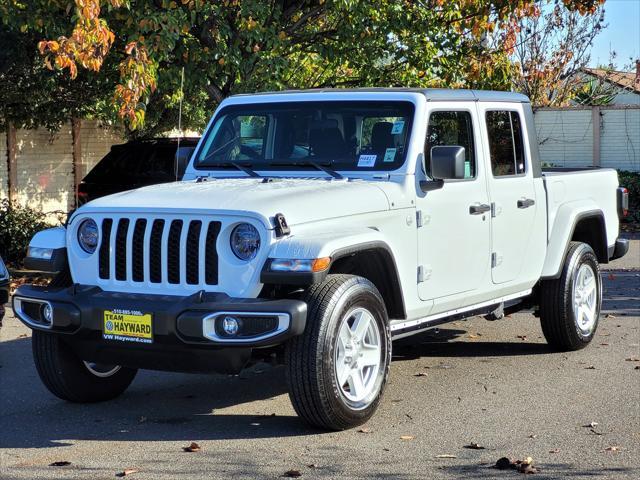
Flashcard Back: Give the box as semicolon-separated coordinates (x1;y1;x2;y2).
174;66;185;181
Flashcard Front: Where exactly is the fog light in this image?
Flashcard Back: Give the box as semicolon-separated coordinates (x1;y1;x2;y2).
221;316;239;336
42;303;53;324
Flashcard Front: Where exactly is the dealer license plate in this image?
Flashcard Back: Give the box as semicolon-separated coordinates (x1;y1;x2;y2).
103;309;153;344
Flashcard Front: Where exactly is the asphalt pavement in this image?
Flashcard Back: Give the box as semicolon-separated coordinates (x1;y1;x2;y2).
1;240;638;479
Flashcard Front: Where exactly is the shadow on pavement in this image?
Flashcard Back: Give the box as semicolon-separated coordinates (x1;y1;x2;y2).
439;463;637;479
392;327;554;361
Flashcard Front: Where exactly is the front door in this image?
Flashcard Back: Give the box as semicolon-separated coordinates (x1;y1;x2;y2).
417;105;492;313
478;105;539;284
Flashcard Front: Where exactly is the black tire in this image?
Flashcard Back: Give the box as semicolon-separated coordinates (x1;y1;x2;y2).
539;241;602;351
285;274;391;430
32;330;137;402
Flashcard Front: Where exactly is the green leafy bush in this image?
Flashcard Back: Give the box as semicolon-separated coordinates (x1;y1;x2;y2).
618;170;640;229
0;199;52;266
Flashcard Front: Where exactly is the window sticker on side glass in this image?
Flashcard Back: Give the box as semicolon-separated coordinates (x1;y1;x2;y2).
357;154;377;167
390;121;405;134
383;148;397;163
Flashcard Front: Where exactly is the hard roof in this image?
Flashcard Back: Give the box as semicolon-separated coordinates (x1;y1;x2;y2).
232;88;530;103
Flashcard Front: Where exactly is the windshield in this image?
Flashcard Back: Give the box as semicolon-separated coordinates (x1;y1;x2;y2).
195;101;414;172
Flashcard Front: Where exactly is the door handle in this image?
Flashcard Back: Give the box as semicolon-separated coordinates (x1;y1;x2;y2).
469;204;491;215
517;198;535;209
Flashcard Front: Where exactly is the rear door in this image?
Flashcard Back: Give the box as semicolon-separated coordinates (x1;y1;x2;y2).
478;105;538;284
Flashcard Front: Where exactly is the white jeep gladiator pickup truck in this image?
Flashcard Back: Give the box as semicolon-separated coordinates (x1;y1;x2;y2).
14;89;630;430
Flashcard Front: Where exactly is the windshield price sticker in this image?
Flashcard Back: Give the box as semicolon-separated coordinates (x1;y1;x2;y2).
391;121;405;134
383;148;397;163
357;154;377;167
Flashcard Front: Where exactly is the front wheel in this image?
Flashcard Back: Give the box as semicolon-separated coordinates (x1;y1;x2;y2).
32;330;137;402
539;242;602;351
285;275;391;430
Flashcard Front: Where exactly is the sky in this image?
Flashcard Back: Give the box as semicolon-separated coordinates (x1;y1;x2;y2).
589;0;640;69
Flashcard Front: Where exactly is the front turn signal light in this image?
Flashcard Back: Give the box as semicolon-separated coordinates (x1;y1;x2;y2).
270;257;331;273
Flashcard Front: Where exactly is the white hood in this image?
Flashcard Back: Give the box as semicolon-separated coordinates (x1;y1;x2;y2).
80;177;392;227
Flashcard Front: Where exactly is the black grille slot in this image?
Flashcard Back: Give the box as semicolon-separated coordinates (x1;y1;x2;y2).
186;221;202;285
205;221;221;285
149;220;165;283
99;219;113;279
132;219;147;282
115;219;130;281
167;220;183;284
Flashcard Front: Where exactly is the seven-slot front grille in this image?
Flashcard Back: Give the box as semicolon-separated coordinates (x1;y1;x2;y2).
98;217;220;286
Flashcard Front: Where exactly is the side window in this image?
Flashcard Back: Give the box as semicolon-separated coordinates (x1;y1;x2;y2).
425;111;476;179
485;111;526;177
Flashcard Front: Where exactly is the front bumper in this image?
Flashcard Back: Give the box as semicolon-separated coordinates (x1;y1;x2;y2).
12;284;306;374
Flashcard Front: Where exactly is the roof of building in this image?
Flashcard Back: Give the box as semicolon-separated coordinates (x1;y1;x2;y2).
231;88;531;103
582;67;640;94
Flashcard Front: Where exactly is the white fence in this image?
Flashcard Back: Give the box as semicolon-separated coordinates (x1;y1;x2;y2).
534;105;640;172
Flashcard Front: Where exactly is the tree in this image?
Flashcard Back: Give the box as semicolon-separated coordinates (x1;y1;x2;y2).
2;0;606;133
511;0;606;106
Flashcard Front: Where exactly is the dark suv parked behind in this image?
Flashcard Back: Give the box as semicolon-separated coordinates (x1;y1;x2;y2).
77;138;199;205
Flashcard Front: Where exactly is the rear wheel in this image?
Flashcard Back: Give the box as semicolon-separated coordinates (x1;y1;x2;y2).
285;274;391;430
32;330;137;402
539;242;602;351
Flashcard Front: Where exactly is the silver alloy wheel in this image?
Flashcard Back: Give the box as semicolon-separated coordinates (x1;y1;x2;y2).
334;307;382;409
83;361;121;378
572;263;598;335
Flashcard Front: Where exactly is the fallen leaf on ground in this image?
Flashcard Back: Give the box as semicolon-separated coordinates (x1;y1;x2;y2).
584;365;596;370
549;449;560;453
413;372;428;377
435;454;457;458
605;446;620;452
494;456;537;474
282;470;302;478
464;442;485;450
599;343;609;346
307;464;317;469
625;357;640;362
468;333;480;339
583;422;599;428
49;461;71;467
182;442;201;452
358;428;372;434
528;434;538;439
495;457;512;470
604;314;616;319
517;335;527;341
116;469;139;477
400;435;415;441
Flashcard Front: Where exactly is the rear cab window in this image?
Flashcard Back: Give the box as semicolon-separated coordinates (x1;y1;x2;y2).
485;111;526;177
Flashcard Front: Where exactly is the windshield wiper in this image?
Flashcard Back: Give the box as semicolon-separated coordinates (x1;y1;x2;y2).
269;161;343;180
204;161;261;178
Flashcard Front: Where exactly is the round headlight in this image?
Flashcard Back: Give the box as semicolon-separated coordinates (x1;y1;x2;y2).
78;219;99;254
230;223;261;261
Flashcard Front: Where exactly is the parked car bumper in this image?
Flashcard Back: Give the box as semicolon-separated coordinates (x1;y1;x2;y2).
0;279;8;327
12;284;307;374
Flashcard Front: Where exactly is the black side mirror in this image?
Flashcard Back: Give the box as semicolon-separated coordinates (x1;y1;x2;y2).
430;145;466;180
175;146;195;177
419;145;466;192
